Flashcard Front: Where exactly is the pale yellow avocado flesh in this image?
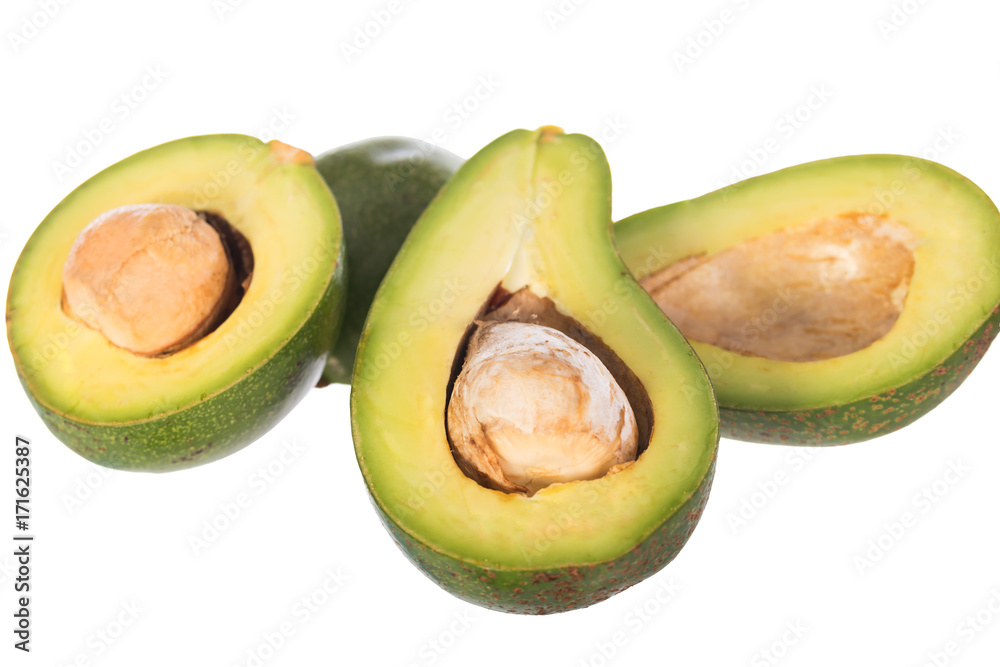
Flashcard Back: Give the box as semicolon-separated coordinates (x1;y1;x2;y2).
351;128;718;569
8;135;340;423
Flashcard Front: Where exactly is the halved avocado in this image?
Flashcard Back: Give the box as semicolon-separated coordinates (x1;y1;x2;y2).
352;128;718;614
315;137;462;384
6;134;345;471
616;155;1000;445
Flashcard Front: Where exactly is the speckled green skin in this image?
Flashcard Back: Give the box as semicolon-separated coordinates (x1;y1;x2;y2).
316;138;462;384
724;304;1000;445
16;260;344;471
374;456;715;615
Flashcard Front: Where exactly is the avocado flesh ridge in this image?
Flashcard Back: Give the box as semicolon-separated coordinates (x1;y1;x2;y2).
352;129;717;569
615;155;1000;412
7;134;342;424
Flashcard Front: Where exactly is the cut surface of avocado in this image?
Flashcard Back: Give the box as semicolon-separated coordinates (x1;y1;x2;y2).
616;155;1000;444
351;128;718;613
6;134;345;470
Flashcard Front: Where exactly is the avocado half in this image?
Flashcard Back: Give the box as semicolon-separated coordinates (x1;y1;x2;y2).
352;127;719;614
615;155;1000;445
315;137;462;384
6;134;345;471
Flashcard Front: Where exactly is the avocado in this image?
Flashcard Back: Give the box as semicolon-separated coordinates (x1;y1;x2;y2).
615;155;1000;445
315;137;462;384
6;134;345;471
351;127;718;614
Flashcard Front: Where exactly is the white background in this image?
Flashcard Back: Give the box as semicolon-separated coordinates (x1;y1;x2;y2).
3;0;1000;665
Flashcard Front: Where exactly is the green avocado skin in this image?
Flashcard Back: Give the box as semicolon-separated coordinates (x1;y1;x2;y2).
22;258;345;472
316;137;463;384
373;456;715;615
724;304;1000;445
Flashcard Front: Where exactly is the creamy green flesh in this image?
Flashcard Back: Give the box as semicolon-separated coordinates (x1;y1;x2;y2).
8;135;341;423
352;129;717;568
615;155;1000;411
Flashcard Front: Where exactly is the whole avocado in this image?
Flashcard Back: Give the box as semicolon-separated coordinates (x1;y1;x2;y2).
316;137;463;384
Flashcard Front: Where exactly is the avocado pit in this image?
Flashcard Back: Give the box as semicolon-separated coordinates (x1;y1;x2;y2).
61;203;252;356
446;288;651;496
640;213;918;362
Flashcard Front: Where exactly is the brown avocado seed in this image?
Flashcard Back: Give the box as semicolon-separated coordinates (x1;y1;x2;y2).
639;214;918;362
61;203;237;356
447;321;638;495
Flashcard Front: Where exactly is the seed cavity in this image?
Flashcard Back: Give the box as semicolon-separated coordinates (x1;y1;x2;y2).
445;288;652;496
640;214;918;362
